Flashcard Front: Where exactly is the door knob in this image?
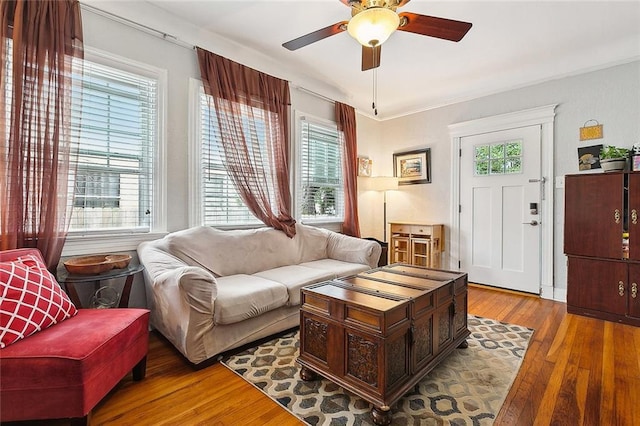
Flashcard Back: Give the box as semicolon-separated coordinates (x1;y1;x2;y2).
522;220;539;226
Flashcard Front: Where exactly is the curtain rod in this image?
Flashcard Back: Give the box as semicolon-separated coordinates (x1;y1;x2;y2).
293;85;336;105
80;2;337;105
80;3;195;51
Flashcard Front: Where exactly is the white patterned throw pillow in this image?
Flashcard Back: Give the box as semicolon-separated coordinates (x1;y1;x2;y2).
0;254;77;348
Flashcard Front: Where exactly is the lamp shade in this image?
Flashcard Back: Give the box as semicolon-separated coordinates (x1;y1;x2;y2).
347;7;400;47
360;176;398;191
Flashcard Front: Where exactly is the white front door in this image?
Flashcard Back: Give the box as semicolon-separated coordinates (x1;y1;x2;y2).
459;125;542;294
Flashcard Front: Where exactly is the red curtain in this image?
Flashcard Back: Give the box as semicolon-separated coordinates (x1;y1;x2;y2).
335;102;360;237
0;0;83;270
196;48;296;237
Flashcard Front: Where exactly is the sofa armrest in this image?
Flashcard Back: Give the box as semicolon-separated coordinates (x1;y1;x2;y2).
327;233;382;269
138;241;219;362
146;265;219;362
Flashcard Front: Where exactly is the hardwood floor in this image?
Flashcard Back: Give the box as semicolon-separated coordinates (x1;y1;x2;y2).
4;286;639;425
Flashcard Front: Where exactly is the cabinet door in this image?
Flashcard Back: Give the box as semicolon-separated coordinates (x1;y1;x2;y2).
391;237;410;263
411;238;431;267
567;257;627;315
628;263;640;319
628;174;640;260
564;174;624;259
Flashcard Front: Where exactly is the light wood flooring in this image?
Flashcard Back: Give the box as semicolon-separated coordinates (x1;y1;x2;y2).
4;286;640;425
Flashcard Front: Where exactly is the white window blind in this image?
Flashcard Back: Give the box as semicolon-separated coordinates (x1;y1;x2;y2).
3;41;157;234
298;117;344;223
198;89;268;226
69;59;157;233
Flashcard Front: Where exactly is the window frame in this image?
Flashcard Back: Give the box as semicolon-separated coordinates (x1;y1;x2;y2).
293;110;345;227
62;47;167;256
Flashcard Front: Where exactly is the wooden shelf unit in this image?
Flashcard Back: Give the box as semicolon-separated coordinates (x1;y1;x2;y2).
389;222;444;268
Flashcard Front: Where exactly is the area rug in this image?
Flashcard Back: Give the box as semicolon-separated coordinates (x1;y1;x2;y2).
221;315;533;425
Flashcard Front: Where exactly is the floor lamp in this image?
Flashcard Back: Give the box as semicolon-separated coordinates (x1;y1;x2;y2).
368;176;399;242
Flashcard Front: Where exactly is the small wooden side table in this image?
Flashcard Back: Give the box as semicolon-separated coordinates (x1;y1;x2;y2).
57;263;144;308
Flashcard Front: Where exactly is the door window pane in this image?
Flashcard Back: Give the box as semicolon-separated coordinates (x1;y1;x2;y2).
474;140;523;176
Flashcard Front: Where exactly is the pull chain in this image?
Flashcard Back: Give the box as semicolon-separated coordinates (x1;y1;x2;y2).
372;68;377;116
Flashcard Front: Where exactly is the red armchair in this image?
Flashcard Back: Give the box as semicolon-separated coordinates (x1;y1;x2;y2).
0;248;150;425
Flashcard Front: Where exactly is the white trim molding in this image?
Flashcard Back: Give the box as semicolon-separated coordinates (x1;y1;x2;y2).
448;104;558;300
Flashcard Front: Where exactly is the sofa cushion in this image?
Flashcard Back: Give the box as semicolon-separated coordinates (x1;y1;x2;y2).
299;258;371;278
0;254;77;348
294;224;329;263
0;308;149;422
214;275;289;325
254;265;335;306
164;226;301;277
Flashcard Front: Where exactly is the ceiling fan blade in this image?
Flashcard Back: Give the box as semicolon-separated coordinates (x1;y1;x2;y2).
396;0;412;6
282;21;348;51
398;12;472;42
362;45;381;71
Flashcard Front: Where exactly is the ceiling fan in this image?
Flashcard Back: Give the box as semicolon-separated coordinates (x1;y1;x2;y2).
282;0;472;71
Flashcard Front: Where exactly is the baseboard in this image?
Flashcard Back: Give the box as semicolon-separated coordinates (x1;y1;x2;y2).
469;283;567;303
469;283;539;298
553;287;567;303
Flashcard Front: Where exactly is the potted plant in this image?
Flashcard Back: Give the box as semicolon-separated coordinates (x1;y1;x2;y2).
600;145;629;172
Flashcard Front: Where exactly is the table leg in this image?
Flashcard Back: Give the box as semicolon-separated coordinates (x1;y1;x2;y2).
118;274;135;308
458;340;469;349
65;282;83;309
299;366;318;381
371;405;392;425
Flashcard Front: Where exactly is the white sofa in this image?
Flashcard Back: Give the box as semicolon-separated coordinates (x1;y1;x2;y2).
137;224;381;365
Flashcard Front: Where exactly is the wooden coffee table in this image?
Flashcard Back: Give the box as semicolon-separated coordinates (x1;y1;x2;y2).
298;263;469;425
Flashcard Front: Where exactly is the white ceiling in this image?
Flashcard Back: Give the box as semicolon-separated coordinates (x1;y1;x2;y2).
87;1;640;120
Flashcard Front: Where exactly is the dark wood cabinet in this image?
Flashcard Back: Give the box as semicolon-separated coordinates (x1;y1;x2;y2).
567;257;627;317
564;173;623;259
627;263;640;320
565;173;640;326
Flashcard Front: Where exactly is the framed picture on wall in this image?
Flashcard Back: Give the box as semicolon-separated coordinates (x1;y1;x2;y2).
357;157;372;177
393;148;431;185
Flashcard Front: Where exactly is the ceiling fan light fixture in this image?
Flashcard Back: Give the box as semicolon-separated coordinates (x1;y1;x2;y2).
347;7;400;47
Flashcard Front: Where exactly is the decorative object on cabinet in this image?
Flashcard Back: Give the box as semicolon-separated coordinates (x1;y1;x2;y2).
577;144;602;171
357;156;372;177
389;222;443;268
393;148;431;185
599;145;629;173
579;119;603;141
633;143;640;171
564;173;640;327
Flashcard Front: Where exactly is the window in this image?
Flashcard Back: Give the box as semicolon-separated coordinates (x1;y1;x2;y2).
195;85;267;227
68;56;159;233
297;116;344;223
474;140;523;176
3;43;164;239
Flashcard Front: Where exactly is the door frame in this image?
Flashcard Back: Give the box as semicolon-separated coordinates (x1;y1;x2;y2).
448;104;557;300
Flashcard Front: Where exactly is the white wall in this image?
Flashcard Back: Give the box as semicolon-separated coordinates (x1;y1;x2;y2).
358;60;640;297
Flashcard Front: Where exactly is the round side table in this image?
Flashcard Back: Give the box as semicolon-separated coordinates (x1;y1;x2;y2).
57;263;145;308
